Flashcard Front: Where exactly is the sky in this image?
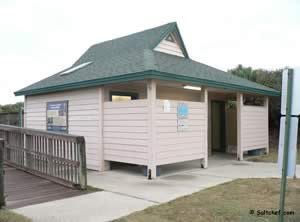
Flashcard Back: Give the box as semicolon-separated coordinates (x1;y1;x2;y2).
0;0;299;104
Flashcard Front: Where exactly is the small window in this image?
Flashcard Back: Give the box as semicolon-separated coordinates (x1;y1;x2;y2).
110;91;139;102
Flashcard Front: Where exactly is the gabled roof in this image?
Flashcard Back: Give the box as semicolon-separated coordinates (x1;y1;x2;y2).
15;22;280;96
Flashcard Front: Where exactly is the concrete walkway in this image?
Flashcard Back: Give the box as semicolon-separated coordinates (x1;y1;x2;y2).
15;155;300;222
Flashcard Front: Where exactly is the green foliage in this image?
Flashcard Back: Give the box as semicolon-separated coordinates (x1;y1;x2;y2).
228;65;282;130
226;100;236;110
0;102;24;114
228;64;282;90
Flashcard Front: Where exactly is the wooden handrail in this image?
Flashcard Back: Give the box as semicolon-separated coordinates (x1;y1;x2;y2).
0;124;81;142
0;125;87;190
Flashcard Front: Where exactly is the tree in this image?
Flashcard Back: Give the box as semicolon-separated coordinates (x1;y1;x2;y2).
0;102;24;113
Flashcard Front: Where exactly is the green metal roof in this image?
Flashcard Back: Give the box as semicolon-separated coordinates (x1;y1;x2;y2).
15;22;279;97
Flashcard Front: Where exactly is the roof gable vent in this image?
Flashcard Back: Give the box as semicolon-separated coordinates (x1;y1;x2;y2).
165;33;176;43
154;32;184;57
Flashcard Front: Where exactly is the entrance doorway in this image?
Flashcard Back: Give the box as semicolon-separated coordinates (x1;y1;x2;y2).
211;101;226;152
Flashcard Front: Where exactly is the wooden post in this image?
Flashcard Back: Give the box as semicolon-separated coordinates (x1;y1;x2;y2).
207;95;212;157
265;97;269;154
237;93;243;161
98;87;110;171
147;80;157;179
4;131;9;161
0;139;5;208
24;96;27;128
48;138;54;175
25;134;33;169
201;88;208;168
77;137;87;189
18;107;23;127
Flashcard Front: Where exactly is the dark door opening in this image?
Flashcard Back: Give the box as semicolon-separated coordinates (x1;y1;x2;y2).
211;101;226;152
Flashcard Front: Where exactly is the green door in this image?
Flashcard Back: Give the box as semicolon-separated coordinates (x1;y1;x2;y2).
211;101;226;152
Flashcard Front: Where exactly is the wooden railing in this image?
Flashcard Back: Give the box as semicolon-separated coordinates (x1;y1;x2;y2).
0;124;87;190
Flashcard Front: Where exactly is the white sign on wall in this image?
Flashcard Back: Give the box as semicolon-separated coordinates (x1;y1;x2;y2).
163;100;171;112
178;119;189;131
177;103;189;131
281;67;300;116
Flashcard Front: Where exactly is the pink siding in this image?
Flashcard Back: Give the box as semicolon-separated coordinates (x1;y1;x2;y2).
103;98;207;167
155;100;207;165
25;88;101;170
241;105;269;152
103;99;149;165
154;39;185;57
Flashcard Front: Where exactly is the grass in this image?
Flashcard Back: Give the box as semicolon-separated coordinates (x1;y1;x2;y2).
86;185;103;193
114;178;300;222
0;209;31;222
246;144;300;164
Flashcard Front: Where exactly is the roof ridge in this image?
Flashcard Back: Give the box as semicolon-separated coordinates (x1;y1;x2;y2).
89;22;176;49
150;22;177;49
72;22;176;66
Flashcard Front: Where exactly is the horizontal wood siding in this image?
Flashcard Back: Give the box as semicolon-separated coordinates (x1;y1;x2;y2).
25;88;101;170
154;40;185;57
241;105;268;151
103;100;149;165
155;100;207;165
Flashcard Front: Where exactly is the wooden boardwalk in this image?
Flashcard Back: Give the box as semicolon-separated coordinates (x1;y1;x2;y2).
4;165;85;209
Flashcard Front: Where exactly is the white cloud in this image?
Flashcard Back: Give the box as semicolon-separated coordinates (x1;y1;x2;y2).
0;0;299;104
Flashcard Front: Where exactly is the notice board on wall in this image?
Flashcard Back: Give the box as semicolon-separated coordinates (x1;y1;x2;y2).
47;101;68;133
177;103;189;131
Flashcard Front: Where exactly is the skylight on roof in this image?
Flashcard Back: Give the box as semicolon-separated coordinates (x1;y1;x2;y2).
60;61;93;76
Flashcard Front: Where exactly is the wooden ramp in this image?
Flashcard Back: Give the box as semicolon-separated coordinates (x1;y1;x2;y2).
4;165;85;209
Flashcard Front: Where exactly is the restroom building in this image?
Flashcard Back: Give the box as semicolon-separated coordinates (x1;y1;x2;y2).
15;22;279;177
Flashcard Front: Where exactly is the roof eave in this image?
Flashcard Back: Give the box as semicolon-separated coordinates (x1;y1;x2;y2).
14;70;280;97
